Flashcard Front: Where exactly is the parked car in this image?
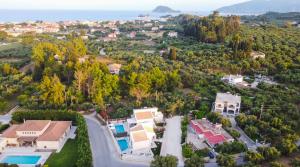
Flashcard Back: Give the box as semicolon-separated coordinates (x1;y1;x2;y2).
208;151;216;159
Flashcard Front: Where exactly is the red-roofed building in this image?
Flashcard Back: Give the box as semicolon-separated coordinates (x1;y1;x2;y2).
190;118;234;147
0;120;72;151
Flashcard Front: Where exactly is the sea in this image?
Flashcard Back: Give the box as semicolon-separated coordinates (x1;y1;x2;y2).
0;10;212;22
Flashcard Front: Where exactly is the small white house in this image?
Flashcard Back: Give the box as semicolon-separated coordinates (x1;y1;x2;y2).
222;75;243;85
108;63;122;75
128;107;164;151
151;27;159;32
168;31;178;38
250;51;265;59
212;93;241;116
133;107;163;125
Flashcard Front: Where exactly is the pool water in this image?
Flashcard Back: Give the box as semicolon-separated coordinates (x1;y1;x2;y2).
1;155;41;165
115;124;125;133
117;139;129;151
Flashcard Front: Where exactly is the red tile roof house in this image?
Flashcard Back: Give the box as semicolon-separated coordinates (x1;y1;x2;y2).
0;120;72;151
190;118;234;147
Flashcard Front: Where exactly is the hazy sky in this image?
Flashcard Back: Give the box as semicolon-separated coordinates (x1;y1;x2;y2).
0;0;250;11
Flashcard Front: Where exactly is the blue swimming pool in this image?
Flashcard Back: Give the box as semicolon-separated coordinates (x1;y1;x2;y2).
115;124;125;133
117;139;129;151
1;155;41;165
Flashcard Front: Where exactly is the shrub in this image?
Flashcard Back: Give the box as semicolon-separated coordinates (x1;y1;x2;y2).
184;154;205;167
290;158;300;167
206;112;221;124
151;155;178;167
0;164;18;167
270;161;283;167
216;154;236;167
108;107;131;119
195;148;210;157
154;127;165;139
0;124;9;133
257;147;281;161
79;102;95;111
182;144;194;158
245;150;264;164
215;141;247;154
181;116;189;144
220;117;231;128
151;141;162;156
227;129;241;139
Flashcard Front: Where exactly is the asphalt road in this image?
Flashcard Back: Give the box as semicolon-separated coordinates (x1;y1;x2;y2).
0;105;19;124
84;115;148;167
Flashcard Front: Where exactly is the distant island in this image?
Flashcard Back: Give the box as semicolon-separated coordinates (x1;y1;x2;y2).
217;0;300;14
152;6;180;13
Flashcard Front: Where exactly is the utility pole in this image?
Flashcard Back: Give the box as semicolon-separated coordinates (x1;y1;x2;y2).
259;104;264;120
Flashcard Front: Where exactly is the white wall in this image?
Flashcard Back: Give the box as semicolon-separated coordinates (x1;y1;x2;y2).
5;138;18;146
36;141;59;150
0;140;6;151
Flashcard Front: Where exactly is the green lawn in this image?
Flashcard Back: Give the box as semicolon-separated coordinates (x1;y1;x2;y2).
45;139;78;167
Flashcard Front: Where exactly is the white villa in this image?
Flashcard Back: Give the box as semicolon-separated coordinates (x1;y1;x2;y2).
222;75;243;85
108;63;122;75
168;31;178;38
0;120;72;151
127;107;163;151
212;93;241;116
222;75;250;87
129;124;155;150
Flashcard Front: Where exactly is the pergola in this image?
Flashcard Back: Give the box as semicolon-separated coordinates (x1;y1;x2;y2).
17;137;37;147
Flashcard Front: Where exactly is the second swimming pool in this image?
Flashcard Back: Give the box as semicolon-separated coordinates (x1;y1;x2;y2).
117;139;129;151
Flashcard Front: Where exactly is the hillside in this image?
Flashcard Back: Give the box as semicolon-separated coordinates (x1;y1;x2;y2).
218;0;300;14
152;6;180;13
241;12;300;24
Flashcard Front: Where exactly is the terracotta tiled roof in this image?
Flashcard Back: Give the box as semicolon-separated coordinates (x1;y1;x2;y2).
2;125;19;138
17;120;51;131
135;112;153;120
131;131;148;142
207;135;226;145
37;121;71;141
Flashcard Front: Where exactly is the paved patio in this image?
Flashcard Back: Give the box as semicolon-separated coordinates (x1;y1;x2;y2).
160;116;184;166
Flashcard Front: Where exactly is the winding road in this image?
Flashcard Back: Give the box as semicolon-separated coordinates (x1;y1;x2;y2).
84;114;148;167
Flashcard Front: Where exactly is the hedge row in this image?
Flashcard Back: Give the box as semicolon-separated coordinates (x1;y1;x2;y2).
12;110;92;167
